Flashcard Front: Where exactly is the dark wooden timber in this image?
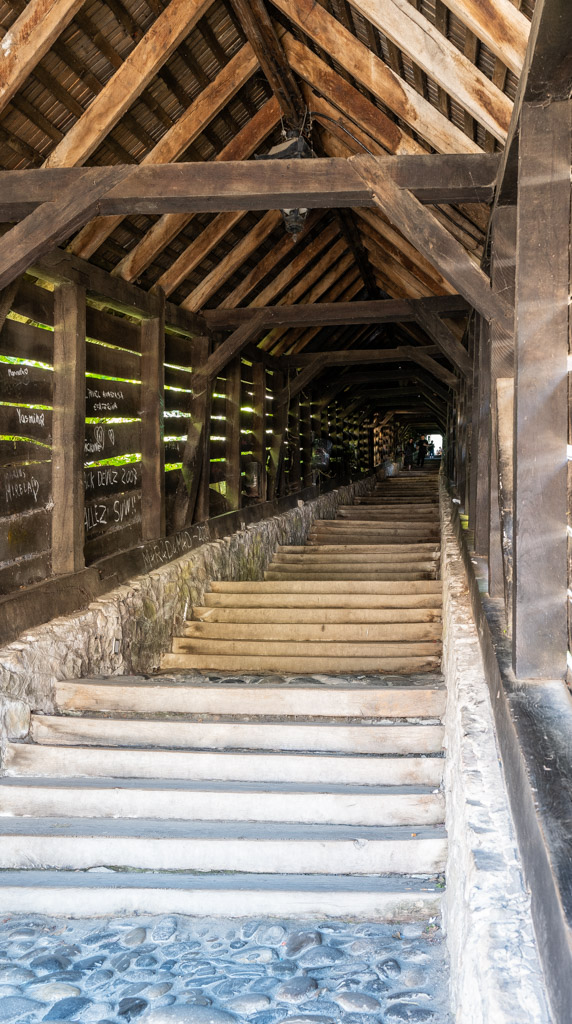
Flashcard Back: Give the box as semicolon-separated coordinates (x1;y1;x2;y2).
512;99;570;679
413;308;472;379
207;295;469;330
51;281;86;576
225;357;242;511
495;0;572;208
251;360;267;501
351;156;512;329
277;355;329;406
282;344;440;366
172;336;210;533
232;0;305;124
0;154;501;221
140;293;166;542
473;316;492;559
267;371;287;501
203;313;267;383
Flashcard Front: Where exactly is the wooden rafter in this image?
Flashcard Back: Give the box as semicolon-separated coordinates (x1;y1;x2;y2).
0;0;86;117
231;0;305;124
438;0;530;76
271;0;481;154
44;0;216;168
347;0;512;142
207;295;468;330
68;43;259;259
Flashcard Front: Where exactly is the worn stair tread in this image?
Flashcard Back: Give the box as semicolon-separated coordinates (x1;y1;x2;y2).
0;816;447;840
277;544;440;553
204;594;442;608
192;606;442;622
30;716;445;754
210;580;442;592
0;777;440;795
264;572;437;582
54;681;445;716
161;654;441;673
181;623;442;641
4;743;445;785
172;639;441;656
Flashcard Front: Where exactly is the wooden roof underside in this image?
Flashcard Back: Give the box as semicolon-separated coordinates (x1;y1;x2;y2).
0;0;534;407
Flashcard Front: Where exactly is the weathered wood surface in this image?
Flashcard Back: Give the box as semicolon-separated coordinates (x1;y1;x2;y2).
0;154;501;221
140;298;166;542
51;281;85;576
232;0;304;123
512;99;570;678
172;337;210;533
438;0;529;75
206;295;469;330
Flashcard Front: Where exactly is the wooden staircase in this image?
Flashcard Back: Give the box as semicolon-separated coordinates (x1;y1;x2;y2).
0;468;447;918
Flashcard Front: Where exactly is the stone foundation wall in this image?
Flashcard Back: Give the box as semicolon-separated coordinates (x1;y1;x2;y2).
0;477;374;746
439;483;551;1024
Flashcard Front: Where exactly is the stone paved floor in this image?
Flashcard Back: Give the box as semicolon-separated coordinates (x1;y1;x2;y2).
0;915;452;1023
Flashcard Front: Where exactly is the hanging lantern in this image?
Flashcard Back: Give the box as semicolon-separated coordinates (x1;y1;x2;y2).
256;132;313;240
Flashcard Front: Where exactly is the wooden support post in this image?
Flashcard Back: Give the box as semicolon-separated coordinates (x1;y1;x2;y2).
172;336;210;532
51;281;86;575
251;360;267;502
512;100;570;678
489;205;516;596
268;371;287;500
301;396;313;487
474;315;492;557
140;295;165;542
225;358;242;511
195;376;212;522
288;394;302;493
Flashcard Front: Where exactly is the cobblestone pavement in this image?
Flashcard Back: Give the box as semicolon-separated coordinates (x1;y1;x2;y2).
0;915;452;1023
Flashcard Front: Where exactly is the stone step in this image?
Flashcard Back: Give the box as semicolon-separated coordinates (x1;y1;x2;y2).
192;606;442;623
0;818;448;874
30;715;445;754
0;778;445;826
55;680;446;717
182;623;442;643
203;592;442;608
162;653;441;673
4;742;445;786
0;871;443;919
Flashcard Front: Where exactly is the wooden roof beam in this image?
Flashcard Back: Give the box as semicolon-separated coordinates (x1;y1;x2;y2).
69;43;259;259
438;0;530;76
44;0;216;167
347;0;512;142
206;295;468;330
0;0;86;117
271;0;481;154
114;97;281;283
0;153;501;221
232;0;305;124
351;155;512;329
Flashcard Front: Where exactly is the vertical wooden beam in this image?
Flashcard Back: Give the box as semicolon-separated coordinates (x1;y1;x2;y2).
301;396;313;487
51;281;86;575
474;315;492;557
140;295;166;542
193;337;211;522
512;99;571;678
251;360;268;502
268;371;286;500
288;394;302;493
172;335;210;532
489;205;516;596
225;358;242;511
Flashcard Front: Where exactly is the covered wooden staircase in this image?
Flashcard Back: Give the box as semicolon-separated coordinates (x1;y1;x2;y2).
0;469;447;917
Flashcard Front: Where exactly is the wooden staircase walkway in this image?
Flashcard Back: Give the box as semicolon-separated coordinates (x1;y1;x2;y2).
0;468;447;918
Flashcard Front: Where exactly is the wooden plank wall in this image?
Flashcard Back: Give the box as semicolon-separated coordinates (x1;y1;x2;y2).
0;282;372;597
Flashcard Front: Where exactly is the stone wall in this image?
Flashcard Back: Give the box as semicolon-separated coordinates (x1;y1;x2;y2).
439;483;551;1024
0;477;374;747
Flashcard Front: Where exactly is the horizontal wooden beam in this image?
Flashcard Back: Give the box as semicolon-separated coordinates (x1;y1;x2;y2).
0;154;500;221
206;295;469;331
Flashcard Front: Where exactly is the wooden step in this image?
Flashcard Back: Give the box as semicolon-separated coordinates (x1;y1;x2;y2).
264;571;437;582
210;580;442;593
172;638;441;658
0;778;445;827
4;742;445;786
162;653;441;673
192;606;442;623
55;680;446;716
0;818;447;875
276;544;440;555
182;623;442;644
30;715;445;754
0;871;443;920
204;593;442;609
274;550;439;563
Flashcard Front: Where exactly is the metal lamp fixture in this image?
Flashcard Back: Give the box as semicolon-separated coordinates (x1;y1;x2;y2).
256;132;313;240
